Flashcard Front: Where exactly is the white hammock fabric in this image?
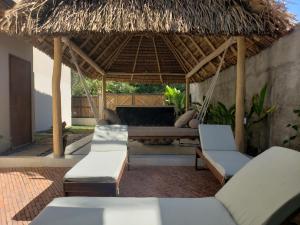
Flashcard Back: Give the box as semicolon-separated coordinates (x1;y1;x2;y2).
197;38;233;123
68;47;101;125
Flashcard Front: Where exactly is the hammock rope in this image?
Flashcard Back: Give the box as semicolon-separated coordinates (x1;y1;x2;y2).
197;38;233;123
68;47;101;125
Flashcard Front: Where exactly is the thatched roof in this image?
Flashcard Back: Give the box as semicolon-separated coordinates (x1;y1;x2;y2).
0;0;294;36
0;0;295;83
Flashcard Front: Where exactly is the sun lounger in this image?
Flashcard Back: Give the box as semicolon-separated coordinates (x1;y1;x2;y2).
63;125;128;197
30;147;300;225
128;126;198;139
196;124;251;184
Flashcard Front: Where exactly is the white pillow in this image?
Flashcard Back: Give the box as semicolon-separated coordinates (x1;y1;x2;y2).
104;109;121;124
174;110;196;128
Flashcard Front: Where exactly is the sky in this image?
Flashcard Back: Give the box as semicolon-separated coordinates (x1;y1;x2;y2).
286;0;300;22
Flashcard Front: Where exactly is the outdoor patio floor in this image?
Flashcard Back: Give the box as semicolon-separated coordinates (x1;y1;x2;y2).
0;166;221;225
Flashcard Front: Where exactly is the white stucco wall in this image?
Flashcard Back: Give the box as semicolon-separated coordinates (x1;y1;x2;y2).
33;48;72;131
190;25;300;150
0;34;33;152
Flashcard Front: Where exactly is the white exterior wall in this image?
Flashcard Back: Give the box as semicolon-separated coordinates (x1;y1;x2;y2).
0;34;72;152
33;48;72;131
0;34;33;152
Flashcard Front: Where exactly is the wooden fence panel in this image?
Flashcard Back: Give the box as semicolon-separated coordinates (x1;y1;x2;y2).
72;94;165;118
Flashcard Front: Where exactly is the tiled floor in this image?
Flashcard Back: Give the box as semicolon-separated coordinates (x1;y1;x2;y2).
0;167;220;225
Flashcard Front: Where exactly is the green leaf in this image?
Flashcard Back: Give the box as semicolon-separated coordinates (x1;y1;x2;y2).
283;140;289;145
292;125;299;131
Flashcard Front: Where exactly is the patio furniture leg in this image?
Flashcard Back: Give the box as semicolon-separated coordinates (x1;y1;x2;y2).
195;147;207;171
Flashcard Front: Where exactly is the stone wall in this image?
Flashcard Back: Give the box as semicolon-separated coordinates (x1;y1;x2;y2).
190;24;300;150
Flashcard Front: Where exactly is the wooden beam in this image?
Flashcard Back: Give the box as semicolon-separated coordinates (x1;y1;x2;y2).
162;35;189;73
62;37;106;76
176;35;199;64
186;38;236;79
79;38;91;48
52;37;63;158
185;35;216;71
131;36;143;81
107;72;185;76
204;37;223;62
166;36;207;79
101;75;107;119
235;37;246;153
152;37;163;83
104;35;132;70
80;35;107;67
185;78;190;111
94;36;119;64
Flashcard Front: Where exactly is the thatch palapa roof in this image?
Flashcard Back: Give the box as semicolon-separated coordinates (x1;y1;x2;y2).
0;0;295;83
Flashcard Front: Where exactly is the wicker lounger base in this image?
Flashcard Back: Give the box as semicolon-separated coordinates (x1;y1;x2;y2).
63;182;119;197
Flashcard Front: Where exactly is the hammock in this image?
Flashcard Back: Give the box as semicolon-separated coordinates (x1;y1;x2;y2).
197;38;233;123
68;46;101;125
65;37;233;126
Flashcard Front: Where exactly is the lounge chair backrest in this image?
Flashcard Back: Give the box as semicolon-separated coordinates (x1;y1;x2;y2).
91;125;128;152
198;124;237;151
216;147;300;225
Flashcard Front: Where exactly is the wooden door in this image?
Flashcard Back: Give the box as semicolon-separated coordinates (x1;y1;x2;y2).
9;55;32;148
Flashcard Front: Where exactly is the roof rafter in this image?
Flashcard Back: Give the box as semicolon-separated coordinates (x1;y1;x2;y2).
168;36;206;79
131;35;143;81
62;37;106;77
204;37;223;62
79;35;107;67
101;35;132;68
152;36;163;83
161;35;189;73
186;38;236;79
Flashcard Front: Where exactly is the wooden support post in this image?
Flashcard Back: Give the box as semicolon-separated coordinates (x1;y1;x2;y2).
52;37;63;157
186;78;190;111
235;37;246;153
101;76;107;119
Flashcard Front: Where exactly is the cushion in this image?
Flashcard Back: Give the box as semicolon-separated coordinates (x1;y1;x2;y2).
216;147;300;225
97;119;109;125
91;125;128;152
64;151;127;183
104;109;121;124
199;124;237;151
30;197;237;225
202;150;251;179
128;126;198;138
174;110;196;128
189;119;200;129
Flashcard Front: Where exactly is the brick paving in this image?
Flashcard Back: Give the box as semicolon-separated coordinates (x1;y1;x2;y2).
0;167;220;225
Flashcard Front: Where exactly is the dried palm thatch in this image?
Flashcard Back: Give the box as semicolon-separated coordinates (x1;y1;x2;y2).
0;0;295;84
0;0;294;36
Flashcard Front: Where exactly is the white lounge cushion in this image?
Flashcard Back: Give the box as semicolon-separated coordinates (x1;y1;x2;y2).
203;150;251;179
199;124;237;151
30;197;237;225
216;147;300;225
91;125;128;152
64;151;127;183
